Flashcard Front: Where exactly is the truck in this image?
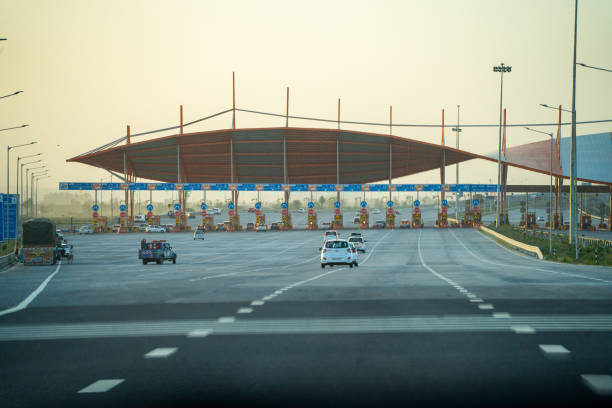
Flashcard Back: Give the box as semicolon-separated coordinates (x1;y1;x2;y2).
22;218;59;265
138;239;177;265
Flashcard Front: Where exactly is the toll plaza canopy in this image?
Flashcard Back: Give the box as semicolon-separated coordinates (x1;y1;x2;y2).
67;127;612;186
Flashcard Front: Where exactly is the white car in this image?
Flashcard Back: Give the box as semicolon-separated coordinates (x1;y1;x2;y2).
323;230;339;242
321;239;358;268
79;225;94;234
146;225;166;233
211;208;222;215
372;208;381;214
298;208;305;213
348;235;366;253
193;229;205;240
537;216;545;222
256;224;268;232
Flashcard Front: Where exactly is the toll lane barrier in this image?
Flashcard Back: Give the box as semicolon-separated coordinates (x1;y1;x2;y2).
478;225;543;260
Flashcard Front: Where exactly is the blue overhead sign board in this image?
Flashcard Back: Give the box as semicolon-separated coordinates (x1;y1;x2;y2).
0;194;19;242
59;183;500;193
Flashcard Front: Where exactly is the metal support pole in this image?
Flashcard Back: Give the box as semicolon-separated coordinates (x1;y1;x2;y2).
570;0;578;259
456;105;460;222
336;98;340;203
549;133;553;257
389;105;393;202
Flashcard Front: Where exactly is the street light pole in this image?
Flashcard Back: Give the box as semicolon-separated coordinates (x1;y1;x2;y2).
19;159;42;226
493;63;511;228
6;142;36;251
524;127;553;258
452;105;461;223
31;171;47;217
570;0;578;259
35;176;50;217
25;165;45;218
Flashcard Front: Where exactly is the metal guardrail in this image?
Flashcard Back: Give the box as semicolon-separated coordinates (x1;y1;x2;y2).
478;225;544;260
578;236;612;248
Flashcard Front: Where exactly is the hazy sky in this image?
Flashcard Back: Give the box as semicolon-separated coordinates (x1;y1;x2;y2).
1;0;612;196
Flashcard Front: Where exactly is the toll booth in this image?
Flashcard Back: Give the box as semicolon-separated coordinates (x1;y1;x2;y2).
472;206;482;226
94;216;108;233
118;204;128;233
462;209;473;227
386;206;395;229
332;207;343;229
437;200;449;228
255;209;266;228
228;211;241;231
205;215;215;231
281;203;292;230
359;207;369;229
306;206;317;230
149;215;161;226
412;207;422;228
580;214;592;230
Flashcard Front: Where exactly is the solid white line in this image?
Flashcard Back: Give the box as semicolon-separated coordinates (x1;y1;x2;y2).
493;312;511;318
539;344;570;355
144;347;177;358
0;262;61;317
581;374;612;396
78;379;124;393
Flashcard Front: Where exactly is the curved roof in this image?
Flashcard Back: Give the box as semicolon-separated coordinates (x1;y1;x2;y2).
67;127;491;184
68;127;612;186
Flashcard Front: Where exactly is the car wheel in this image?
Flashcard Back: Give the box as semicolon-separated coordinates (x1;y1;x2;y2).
172;257;176;264
349;263;353;268
156;260;162;265
321;264;325;269
354;262;359;267
142;260;147;265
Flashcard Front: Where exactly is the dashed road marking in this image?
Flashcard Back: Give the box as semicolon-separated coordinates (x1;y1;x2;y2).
581;374;612;396
493;312;511;318
511;325;536;334
478;304;494;310
469;299;484;303
187;329;212;338
144;347;177;358
237;307;253;314
218;317;235;323
539;344;570;356
78;379;124;393
251;300;265;306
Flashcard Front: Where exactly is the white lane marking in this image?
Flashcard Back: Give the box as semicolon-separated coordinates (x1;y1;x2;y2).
539;344;570;355
417;229;470;294
511;325;536;334
470;299;484;303
493;312;511;318
478;304;494;310
218;316;235;323
187;329;212;338
581;374;612;396
237;308;253;314
262;296;274;301
251;300;265;306
144;347;177;358
189;272;239;282
0;262;62;317
359;229;395;265
466;294;477;299
78;379;124;393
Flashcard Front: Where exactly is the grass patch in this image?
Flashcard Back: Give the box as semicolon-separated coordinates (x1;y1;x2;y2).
489;223;612;266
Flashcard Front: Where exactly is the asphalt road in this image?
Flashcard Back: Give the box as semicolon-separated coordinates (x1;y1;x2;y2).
1;228;612;407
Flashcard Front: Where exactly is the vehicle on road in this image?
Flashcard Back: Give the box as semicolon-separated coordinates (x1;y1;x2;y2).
298;208;305;213
211;208;222;215
193;228;205;240
372;208;381;214
320;239;358;268
256;224;268;232
348;236;366;253
353;216;360;224
248;207;256;213
537;216;544;222
324;230;339;241
216;223;227;232
246;222;255;231
56;230;64;243
134;214;146;223
270;222;281;231
399;219;411;229
373;220;386;229
321;222;331;229
146;225;166;233
138;240;177;264
56;242;74;263
22;218;60;265
79;225;94;234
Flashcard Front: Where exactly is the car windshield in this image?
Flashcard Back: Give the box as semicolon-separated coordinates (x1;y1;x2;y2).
348;237;362;243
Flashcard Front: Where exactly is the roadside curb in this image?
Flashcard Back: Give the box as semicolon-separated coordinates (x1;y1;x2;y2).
478;225;544;260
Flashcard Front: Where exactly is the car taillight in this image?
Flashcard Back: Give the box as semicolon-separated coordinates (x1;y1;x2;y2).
352;249;356;253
